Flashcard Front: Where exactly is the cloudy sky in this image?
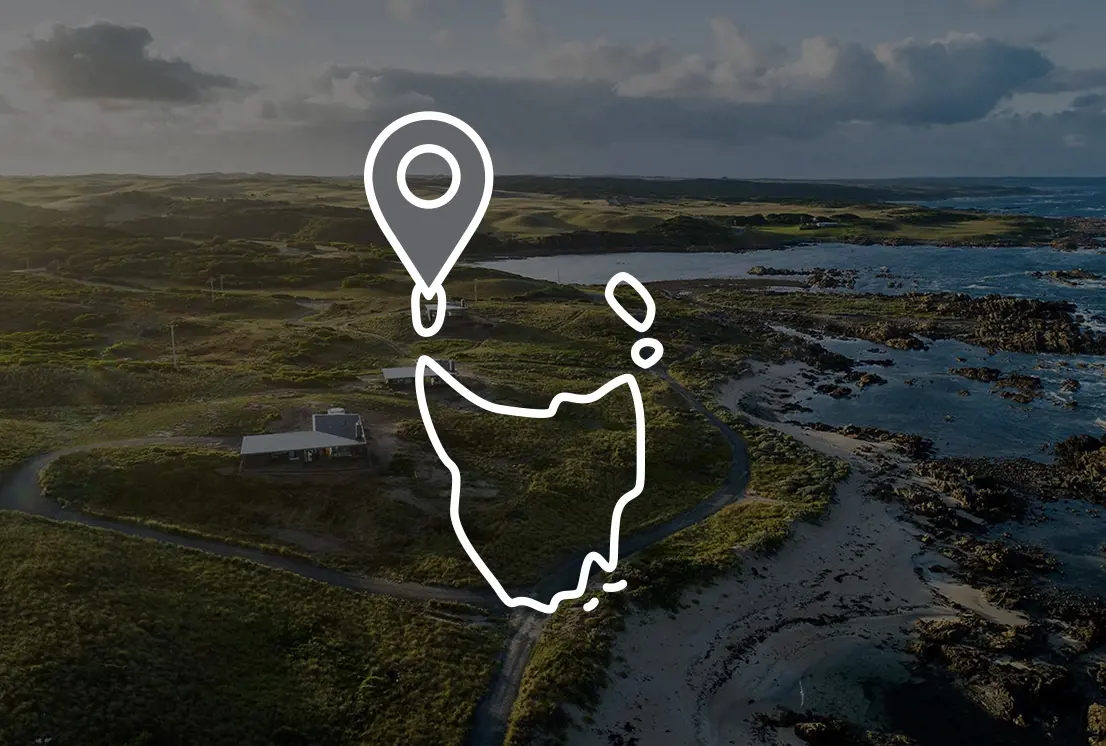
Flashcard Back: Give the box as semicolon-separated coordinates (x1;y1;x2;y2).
1;0;1106;177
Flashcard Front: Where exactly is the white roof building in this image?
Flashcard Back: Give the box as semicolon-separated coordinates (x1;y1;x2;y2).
240;431;364;456
382;366;420;381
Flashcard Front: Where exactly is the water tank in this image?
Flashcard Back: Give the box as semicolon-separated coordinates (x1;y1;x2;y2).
327;407;346;414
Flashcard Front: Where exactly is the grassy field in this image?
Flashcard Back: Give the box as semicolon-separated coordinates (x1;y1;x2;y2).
36;363;731;588
0;174;1058;250
0;172;1031;210
415;373;730;586
0;512;502;746
505;594;628;746
0;203;855;594
37;444;471;578
0;198;741;589
0;417;73;472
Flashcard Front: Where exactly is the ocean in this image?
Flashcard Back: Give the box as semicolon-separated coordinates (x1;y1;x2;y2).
912;177;1106;218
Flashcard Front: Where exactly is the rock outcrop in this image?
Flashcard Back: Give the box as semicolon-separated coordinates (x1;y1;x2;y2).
950;367;1002;383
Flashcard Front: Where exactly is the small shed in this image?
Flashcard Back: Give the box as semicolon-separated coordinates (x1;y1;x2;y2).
423;298;468;324
382;360;456;388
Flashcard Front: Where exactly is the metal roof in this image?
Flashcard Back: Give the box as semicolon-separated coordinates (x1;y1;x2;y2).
382;366;419;380
312;412;364;441
240;430;363;456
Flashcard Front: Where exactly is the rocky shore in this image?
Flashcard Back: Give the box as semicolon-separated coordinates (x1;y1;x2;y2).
868;437;1106;745
711;352;1106;745
563;270;1106;746
762;292;1106;356
790;423;1106;745
1049;218;1106;252
1031;269;1102;286
563;348;1106;746
747;266;860;290
948;368;1047;403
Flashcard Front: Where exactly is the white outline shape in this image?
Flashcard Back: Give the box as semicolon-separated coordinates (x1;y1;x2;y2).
364;111;494;331
416;356;646;615
411;284;447;337
397;144;461;210
631;338;664;369
583;598;599;612
602;580;628;593
605;272;656;333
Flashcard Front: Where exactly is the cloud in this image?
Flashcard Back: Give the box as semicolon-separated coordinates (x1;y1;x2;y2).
1009;24;1073;46
148;93;1106;178
961;0;1018;11
1071;92;1106;110
0;96;15;115
6;79;1106;178
384;0;461;23
249;65;815;149
537;28;1079;127
209;24;1106;163
387;0;421;21
6;18;1106;177
1020;66;1106;94
174;20;1106;179
208;0;304;32
499;0;542;47
12;22;243;104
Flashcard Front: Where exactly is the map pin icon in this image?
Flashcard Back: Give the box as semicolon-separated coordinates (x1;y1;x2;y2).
364;111;494;337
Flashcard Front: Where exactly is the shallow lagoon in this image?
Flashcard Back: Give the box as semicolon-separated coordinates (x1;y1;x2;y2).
994;500;1106;598
781;328;1106;460
476;244;1106;459
474;244;1106;321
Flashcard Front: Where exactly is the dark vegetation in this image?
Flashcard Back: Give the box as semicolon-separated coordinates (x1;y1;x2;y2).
465;214;788;256
505;596;628;746
0;512;502;746
37;445;475;580
477;175;1038;203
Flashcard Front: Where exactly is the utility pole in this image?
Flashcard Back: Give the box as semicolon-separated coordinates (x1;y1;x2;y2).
209;278;216;303
169;323;179;370
473;279;478;304
220;275;225;300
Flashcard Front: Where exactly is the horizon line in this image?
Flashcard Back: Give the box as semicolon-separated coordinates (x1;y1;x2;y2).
0;171;1094;182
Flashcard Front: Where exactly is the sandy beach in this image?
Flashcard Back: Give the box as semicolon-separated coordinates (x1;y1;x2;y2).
724;359;824;423
566;370;1015;746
